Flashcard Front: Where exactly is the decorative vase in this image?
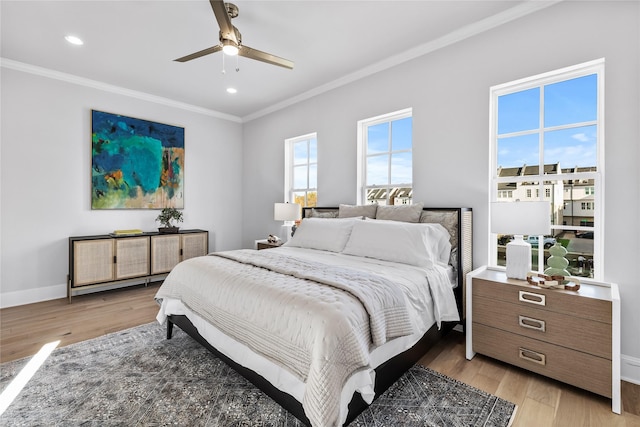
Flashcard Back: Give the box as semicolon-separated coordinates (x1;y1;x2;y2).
544;242;570;276
158;227;180;234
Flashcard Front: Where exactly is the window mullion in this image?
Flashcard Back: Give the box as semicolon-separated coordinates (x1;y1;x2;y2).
387;121;392;204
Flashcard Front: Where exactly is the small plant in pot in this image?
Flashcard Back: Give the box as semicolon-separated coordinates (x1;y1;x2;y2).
156;208;183;234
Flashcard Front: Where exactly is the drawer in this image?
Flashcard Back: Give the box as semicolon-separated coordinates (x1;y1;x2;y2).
473;278;611;323
473;295;611;359
473;323;611;398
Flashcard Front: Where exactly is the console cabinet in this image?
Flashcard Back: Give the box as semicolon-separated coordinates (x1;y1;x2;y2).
68;230;208;301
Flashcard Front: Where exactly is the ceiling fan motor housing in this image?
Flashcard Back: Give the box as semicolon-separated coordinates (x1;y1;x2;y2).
219;26;242;47
225;2;239;18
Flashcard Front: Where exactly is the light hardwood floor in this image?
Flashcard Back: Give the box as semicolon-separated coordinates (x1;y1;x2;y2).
1;283;639;426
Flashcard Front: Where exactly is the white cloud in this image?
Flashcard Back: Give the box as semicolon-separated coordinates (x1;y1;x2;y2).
572;133;590;142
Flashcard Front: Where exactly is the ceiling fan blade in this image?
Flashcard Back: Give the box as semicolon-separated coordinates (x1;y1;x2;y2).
174;45;222;62
239;45;294;69
210;0;238;44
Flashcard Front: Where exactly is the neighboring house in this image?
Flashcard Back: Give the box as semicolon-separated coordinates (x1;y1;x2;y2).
496;163;596;228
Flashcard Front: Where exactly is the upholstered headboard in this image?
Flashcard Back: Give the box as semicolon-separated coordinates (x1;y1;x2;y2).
301;206;473;320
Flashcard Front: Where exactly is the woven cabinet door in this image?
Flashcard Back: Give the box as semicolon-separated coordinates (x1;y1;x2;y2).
151;235;181;274
115;237;150;280
181;232;208;261
73;239;115;286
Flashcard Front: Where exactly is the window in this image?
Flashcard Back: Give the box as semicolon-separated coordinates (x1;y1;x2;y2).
357;108;412;205
285;133;317;207
490;59;604;279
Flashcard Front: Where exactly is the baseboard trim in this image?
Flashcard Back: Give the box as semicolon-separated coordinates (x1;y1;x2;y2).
621;354;640;385
1;284;66;308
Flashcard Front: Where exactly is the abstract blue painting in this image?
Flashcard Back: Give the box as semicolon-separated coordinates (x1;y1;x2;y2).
91;110;184;209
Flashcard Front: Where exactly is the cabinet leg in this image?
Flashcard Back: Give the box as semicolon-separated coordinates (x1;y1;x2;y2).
167;319;174;339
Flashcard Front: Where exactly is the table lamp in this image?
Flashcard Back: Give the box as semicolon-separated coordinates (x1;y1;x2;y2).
491;201;551;280
274;202;301;240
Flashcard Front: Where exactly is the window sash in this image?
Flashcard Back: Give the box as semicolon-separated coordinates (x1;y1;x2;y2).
489;59;604;279
285;133;317;207
357;108;413;204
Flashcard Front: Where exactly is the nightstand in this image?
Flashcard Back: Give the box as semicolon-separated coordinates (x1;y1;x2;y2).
255;239;283;250
466;266;620;414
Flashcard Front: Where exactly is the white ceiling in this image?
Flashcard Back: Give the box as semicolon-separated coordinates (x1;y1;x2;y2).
1;1;553;121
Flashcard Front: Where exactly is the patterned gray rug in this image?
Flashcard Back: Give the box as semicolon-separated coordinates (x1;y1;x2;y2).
0;322;516;426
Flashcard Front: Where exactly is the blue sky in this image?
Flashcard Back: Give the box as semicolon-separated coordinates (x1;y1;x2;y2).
293;138;317;189
367;117;412;185
497;74;598;169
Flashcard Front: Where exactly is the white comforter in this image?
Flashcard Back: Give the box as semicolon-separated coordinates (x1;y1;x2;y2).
155;247;459;427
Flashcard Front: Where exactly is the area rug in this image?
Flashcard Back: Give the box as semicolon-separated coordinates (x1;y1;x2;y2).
0;322;516;426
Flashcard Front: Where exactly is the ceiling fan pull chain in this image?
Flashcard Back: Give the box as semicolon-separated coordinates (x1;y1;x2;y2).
221;51;226;74
236;54;239;72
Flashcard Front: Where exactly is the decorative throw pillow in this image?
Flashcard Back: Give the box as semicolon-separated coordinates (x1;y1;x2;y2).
375;202;424;222
342;219;451;267
419;210;458;247
308;208;338;218
283;217;358;252
338;204;377;219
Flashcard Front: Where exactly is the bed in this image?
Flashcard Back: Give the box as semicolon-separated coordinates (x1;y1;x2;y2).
155;205;472;427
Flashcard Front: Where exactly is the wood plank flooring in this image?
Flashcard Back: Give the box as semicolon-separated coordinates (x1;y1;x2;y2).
1;283;639;426
0;283;161;363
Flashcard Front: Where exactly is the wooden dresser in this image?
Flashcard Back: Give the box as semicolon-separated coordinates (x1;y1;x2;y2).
466;266;620;413
68;229;208;302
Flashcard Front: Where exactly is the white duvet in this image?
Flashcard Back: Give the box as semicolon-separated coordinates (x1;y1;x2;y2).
155;246;459;427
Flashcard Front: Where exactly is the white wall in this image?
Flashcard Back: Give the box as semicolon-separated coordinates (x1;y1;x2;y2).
0;68;243;306
242;1;640;381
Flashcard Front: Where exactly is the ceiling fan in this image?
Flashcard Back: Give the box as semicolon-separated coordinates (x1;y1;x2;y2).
174;0;294;69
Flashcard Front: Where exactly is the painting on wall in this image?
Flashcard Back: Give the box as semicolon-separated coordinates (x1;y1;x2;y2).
91;110;185;209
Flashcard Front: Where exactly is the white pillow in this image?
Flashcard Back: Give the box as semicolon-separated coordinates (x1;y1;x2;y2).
342;219;452;267
283;217;359;252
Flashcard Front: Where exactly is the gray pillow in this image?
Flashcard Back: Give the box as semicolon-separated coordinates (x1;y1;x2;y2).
375;202;423;222
419;210;458;248
308;208;338;218
338;204;377;219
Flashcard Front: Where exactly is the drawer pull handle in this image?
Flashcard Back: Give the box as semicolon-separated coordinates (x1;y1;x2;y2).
519;315;546;332
519;290;546;306
519;347;546;366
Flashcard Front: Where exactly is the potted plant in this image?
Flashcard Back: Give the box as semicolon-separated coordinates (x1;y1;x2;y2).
156;208;183;234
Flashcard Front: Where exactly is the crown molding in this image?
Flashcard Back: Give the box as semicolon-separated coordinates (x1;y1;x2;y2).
0;58;242;123
2;1;561;124
242;0;562;123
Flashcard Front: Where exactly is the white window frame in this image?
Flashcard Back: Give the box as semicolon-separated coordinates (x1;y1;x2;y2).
489;59;604;279
284;132;317;206
356;108;413;204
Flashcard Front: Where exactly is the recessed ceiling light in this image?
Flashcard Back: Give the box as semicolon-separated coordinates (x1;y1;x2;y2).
226;87;237;94
65;35;84;46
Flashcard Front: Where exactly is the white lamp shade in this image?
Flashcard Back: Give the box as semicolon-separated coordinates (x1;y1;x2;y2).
491;201;551;236
274;203;301;221
492;201;551;280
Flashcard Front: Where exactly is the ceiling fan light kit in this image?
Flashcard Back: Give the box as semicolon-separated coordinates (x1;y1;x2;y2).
175;0;294;70
222;40;239;56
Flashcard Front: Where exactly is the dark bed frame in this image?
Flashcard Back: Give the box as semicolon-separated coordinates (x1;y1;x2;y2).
166;207;472;426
